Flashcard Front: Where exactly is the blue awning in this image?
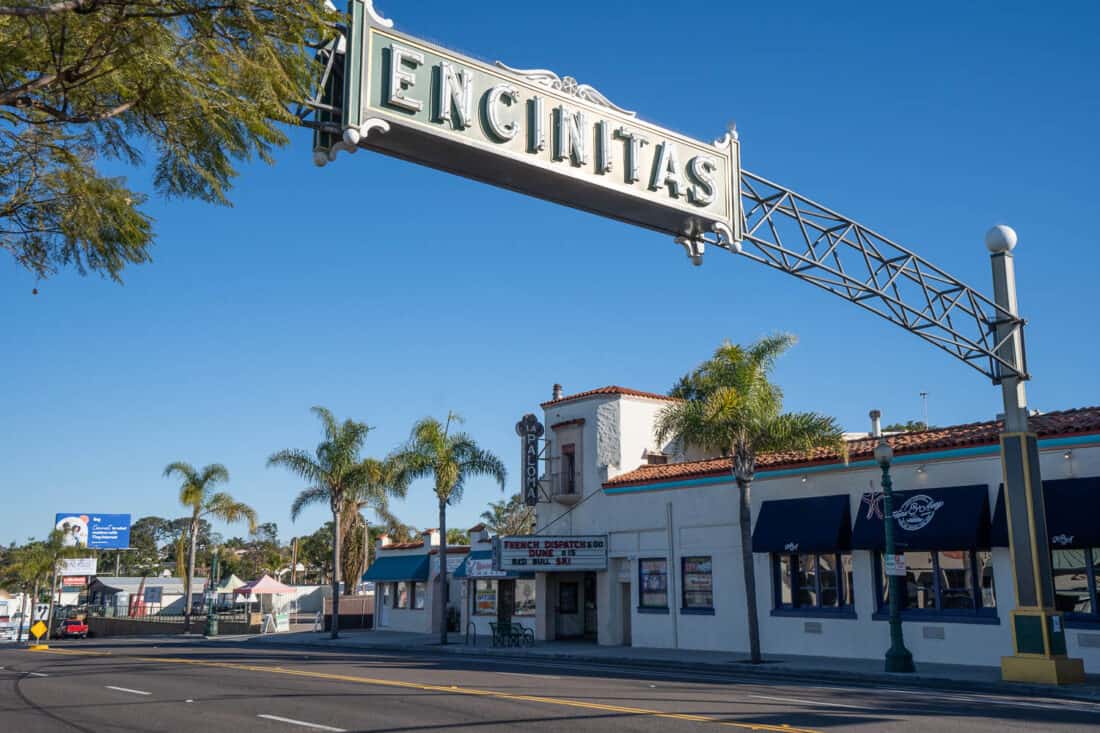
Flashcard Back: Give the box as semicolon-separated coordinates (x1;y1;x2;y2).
361;555;429;582
752;494;851;553
992;477;1100;549
852;484;991;551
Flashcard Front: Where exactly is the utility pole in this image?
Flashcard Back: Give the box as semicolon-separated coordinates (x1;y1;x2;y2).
919;392;929;430
987;225;1084;684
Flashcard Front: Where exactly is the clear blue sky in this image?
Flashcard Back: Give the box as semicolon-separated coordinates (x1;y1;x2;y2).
3;0;1098;548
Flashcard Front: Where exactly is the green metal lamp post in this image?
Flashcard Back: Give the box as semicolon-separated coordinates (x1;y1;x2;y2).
204;550;220;638
874;427;915;673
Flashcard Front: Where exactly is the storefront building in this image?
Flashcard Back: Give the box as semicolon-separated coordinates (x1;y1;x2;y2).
531;384;1100;672
363;529;468;634
454;525;536;639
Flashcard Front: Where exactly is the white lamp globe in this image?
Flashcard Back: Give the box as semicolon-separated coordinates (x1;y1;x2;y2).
985;225;1017;253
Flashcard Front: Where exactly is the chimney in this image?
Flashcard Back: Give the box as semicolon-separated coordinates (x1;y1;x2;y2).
869;409;882;438
423;528;440;548
377;533;391;551
552;383;563;401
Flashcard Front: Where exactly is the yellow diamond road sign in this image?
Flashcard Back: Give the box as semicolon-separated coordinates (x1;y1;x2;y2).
30;621;47;640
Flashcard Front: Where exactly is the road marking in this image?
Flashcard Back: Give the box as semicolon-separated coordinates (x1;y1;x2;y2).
748;694;864;710
39;649;820;732
105;686;151;696
257;714;347;731
28;672;48;677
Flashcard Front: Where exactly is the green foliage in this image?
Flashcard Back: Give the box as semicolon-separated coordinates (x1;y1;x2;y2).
270;406;408;596
0;0;334;280
445;528;469;546
390;413;507;507
480;493;534;537
657;334;845;482
883;420;934;433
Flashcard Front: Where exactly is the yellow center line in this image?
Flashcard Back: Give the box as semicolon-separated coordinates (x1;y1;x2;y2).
34;648;821;732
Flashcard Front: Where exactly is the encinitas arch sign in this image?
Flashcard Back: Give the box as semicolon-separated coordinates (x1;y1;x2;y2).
314;1;740;250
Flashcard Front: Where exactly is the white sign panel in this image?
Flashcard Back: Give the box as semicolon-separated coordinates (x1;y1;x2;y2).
884;553;907;577
496;535;607;572
58;558;97;576
431;554;467;576
467;558;506;579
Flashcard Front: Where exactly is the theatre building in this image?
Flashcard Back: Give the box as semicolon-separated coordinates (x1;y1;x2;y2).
528;384;1100;672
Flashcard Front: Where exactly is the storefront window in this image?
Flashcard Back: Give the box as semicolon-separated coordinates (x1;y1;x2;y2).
474;579;497;615
413;582;426;609
1052;548;1098;617
773;553;854;612
876;550;995;617
681;556;713;610
639;558;668;609
514;579;536;616
396;581;409;609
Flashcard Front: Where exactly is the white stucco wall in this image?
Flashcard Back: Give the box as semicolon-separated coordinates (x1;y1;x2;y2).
532;390;1100;671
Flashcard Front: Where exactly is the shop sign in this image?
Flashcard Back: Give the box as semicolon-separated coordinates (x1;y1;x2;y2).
61;576;88;588
58;558;97;576
495;535;607;571
431;554;467;575
319;2;741;249
891;495;945;531
515;414;544;506
884;553;907;577
467;558;507;578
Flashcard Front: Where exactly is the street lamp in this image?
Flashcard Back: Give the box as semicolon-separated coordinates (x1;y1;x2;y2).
204;548;220;638
873;422;915;674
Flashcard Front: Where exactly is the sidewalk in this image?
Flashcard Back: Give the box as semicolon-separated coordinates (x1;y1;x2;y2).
244;628;1100;703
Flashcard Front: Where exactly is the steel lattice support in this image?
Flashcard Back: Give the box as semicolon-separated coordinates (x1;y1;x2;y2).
297;32;1026;385
724;170;1027;383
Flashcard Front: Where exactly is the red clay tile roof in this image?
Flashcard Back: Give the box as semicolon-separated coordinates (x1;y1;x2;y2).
542;385;681;409
383;541;424;550
466;523;487;533
430;546;471;554
604;406;1100;488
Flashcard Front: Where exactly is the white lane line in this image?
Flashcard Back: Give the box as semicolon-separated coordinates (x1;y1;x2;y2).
748;694;865;710
256;714;347;732
105;686;151;696
28;672;48;677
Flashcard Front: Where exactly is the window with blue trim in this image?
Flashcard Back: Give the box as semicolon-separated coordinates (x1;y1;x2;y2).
1052;548;1099;621
773;553;854;611
873;550;996;618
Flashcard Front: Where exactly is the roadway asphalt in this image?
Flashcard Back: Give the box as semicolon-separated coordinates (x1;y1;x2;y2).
1;639;1099;732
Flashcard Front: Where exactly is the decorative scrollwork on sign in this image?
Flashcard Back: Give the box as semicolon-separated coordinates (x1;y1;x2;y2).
494;61;636;117
314;118;391;167
674;221;741;265
364;0;394;28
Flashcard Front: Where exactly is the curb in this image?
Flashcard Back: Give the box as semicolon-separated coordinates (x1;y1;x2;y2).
236;635;1100;704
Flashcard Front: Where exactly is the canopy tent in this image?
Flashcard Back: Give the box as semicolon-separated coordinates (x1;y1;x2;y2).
237;575;295;595
237;575;295;632
217;574;247;593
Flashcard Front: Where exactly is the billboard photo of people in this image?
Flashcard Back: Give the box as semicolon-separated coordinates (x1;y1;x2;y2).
53;514;131;549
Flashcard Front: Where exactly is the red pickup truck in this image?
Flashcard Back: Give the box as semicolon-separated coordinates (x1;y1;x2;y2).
57;619;88;639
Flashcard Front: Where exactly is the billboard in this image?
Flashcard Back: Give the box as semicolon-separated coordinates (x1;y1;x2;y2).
54;514;131;549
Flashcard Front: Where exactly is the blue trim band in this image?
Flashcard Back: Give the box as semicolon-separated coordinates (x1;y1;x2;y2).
603;434;1100;495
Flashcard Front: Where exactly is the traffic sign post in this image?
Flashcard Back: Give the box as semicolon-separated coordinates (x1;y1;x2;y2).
29;620;48;650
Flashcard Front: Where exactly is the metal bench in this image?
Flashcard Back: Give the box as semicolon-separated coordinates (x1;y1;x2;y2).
488;621;534;647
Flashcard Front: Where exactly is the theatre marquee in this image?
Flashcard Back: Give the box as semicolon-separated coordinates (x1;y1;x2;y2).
494;535;608;572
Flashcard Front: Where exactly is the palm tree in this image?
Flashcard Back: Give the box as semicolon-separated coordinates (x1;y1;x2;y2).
391;413;506;645
5;542;51;642
163;462;257;632
289;452;408;599
655;334;844;664
42;529;88;640
270;407;400;639
480;493;535;536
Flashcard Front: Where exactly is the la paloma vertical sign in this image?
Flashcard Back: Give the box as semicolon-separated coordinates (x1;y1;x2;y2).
516;414;544;506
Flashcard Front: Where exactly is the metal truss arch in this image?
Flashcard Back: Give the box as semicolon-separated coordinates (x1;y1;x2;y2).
718;170;1027;384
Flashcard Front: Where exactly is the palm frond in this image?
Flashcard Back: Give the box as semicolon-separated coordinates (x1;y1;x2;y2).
267;448;324;483
204;492;258;532
290;485;331;521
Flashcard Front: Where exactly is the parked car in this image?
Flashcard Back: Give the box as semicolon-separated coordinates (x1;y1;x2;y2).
57;619;88;639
